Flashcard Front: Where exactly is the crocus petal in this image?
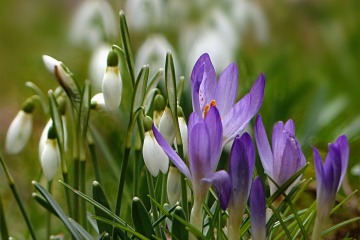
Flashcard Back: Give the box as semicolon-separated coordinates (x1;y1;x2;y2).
271;122;286;169
334;135;349;190
214;63;238;116
152;125;191;179
228;133;255;211
328;144;342;193
222;74;265;144
254;115;274;176
191;53;216;117
250;177;266;240
284;119;295;135
188;122;211;183
202;170;231;210
204;107;223;173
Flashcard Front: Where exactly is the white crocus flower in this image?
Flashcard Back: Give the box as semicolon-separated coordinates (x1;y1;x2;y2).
102;50;122;112
5;110;33;155
69;0;117;48
143;130;169;177
40;137;60;181
167;166;181;206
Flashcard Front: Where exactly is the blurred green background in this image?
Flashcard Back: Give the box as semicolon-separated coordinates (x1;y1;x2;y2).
0;0;359;238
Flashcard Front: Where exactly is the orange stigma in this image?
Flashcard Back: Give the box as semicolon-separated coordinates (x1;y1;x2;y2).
203;100;217;118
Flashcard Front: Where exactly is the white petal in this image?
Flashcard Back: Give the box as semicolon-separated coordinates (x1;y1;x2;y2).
167;166;181;206
42;55;61;75
159;107;175;144
178;117;188;159
102;67;122;112
41;139;60;181
143;132;160;176
39;119;53;160
91;93;107;111
89;44;111;93
5;111;33;155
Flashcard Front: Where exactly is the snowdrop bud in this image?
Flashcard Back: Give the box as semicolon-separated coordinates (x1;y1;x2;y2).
102;50;122;112
42;55;80;101
143;116;153;132
167;166;181;206
178;116;188;159
159;107;175;144
143;128;169;177
91;93;107;111
5;100;34;155
40;126;60;181
153;94;165;127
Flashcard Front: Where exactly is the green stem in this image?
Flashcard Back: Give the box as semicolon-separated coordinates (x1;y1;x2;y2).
73;158;80;222
80;160;87;230
145;169;161;237
62;171;73;219
0;191;9;240
89;142;103;186
177;143;188;220
115;146;131;216
0;155;37;240
189;198;203;240
47;181;53;238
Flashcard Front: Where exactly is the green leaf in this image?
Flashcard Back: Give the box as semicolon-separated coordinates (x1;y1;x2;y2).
32;192;58;217
171;206;188;240
176;76;185;103
48;90;64;153
95;232;110;240
321;216;360;237
0;192;9;240
171;214;208;240
69;218;94;240
131;197;156;238
92;181;113;237
32;181;82;239
132;65;149;114
119;10;135;87
25;81;48;113
165;51;181;145
78;80;91;160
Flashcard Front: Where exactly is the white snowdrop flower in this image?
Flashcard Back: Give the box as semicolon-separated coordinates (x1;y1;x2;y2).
159;107;175;144
89;44;111;93
143;130;169;177
178;116;188;159
5;110;33;155
135;35;180;78
40;126;60;181
102;50;122;112
42;55;80;100
167;166;181;206
125;0;164;32
69;0;117;48
91;93;107;111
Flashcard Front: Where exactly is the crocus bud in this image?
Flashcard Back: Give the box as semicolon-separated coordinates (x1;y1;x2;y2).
159;107;175;144
5;100;34;155
167;166;181;206
40;125;60;181
153;94;165;127
91;93;107;111
143;121;169;177
102;50;122;112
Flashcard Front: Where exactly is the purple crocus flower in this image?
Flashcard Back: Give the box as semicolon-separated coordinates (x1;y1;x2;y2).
153;106;231;231
254;114;306;196
312;135;349;240
250;177;266;240
227;133;255;240
191;53;265;146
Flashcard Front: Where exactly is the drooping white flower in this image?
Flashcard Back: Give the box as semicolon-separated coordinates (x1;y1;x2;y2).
159;107;175;144
143;130;169;177
89;44;111;93
69;0;117;48
5;110;33;155
167;166;181;206
178;116;188;159
102;50;122;112
91;93;107;111
40;132;60;181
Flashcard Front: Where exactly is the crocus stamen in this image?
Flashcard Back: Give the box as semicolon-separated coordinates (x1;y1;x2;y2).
203;100;217;118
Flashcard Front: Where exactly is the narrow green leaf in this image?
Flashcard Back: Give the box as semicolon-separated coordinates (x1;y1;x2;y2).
78;80;91;160
59;180;129;227
93;181;113;237
176;76;185;103
25;81;48;113
171;206;188;240
321;217;360;237
32;181;82;239
32;192;58;217
131;197;156;238
95;232;110;240
171;214;208;240
132;65;149;114
69;218;94;240
119;10;135;87
48;90;64;151
165;51;181;145
330;190;358;215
